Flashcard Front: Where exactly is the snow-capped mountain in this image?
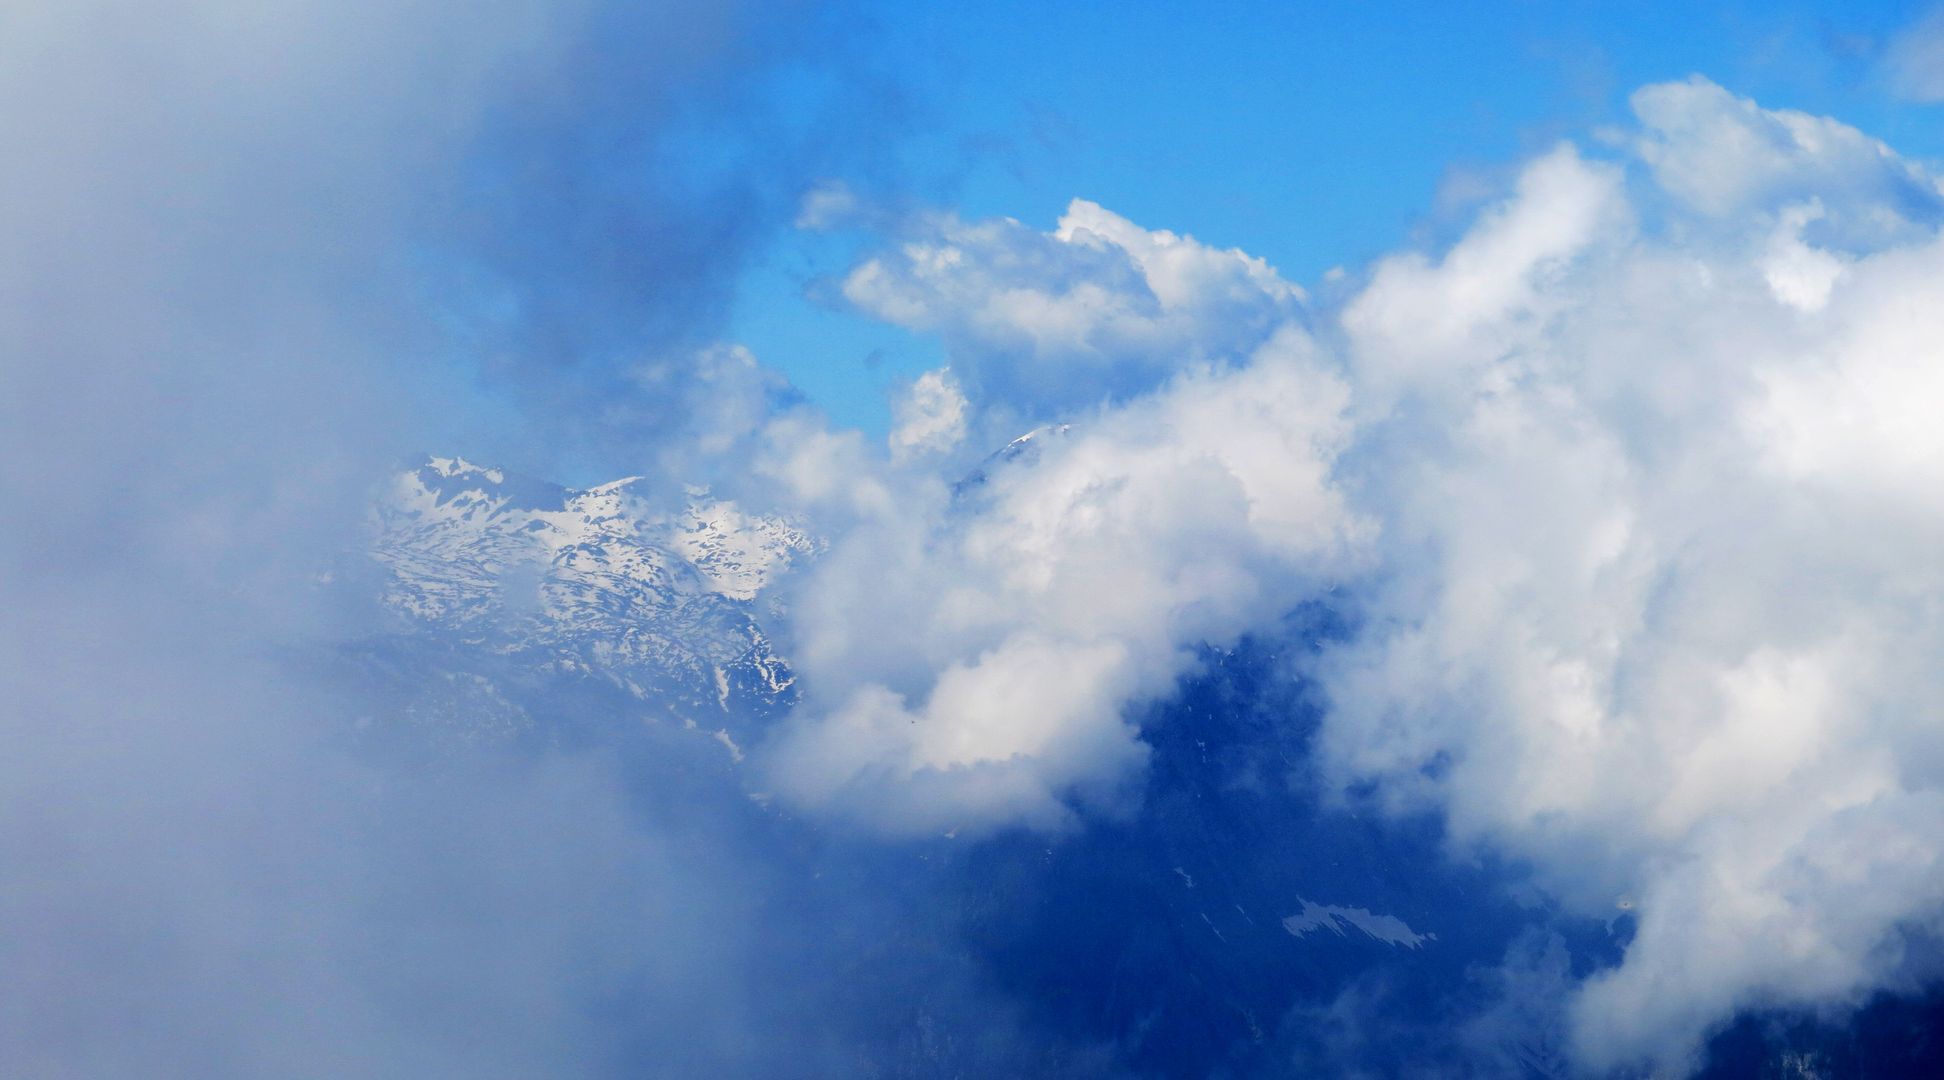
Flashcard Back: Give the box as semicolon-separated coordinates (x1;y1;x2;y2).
349;454;1584;1076
339;441;1924;1079
367;456;816;740
951;423;1070;497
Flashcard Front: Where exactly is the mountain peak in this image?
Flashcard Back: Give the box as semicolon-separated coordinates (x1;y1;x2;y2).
369;456;819;736
424;455;502;483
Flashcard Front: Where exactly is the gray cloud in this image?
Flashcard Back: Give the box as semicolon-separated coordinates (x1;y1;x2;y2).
0;4;1010;1077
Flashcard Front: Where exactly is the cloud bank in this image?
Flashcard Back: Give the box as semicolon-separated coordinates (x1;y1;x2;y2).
766;337;1363;832
11;2;1944;1072
0;4;1027;1077
762;75;1944;1074
1320;77;1944;1074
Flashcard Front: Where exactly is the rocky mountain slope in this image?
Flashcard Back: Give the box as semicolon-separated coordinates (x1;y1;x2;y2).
364;456;815;745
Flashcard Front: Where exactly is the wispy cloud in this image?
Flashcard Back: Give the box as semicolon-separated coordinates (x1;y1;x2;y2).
0;5;987;1076
1886;7;1944;103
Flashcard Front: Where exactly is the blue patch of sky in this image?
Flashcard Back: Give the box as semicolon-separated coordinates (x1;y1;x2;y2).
726;0;1944;437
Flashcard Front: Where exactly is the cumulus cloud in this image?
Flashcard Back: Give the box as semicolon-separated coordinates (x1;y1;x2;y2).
1317;79;1944;1073
16;3;1944;1070
1339;141;1630;405
839;198;1306;422
765;73;1944;1076
888;367;970;458
763;330;1363;833
1629;76;1944;242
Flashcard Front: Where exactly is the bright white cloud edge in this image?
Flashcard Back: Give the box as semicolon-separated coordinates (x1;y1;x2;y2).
748;75;1944;1076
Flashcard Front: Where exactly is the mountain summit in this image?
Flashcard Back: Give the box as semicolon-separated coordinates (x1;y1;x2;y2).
365;456;816;744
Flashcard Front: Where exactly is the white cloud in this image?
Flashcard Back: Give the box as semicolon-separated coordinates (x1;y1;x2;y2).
1630;75;1944;244
763;328;1363;833
1340;142;1629;404
1761;200;1848;312
795;179;863;229
778;74;1944;1075
888;367;968;459
840;199;1306;418
1314;79;1944;1074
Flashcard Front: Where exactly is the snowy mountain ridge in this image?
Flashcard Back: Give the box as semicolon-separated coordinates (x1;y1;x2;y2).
369;456;817;731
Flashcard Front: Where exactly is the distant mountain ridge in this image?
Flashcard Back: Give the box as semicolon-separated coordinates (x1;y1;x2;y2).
367;456;816;742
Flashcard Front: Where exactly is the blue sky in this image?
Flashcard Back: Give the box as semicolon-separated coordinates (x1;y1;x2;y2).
733;0;1944;433
11;3;1944;1076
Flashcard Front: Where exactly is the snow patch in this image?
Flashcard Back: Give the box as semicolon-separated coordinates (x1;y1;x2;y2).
1282;898;1434;949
